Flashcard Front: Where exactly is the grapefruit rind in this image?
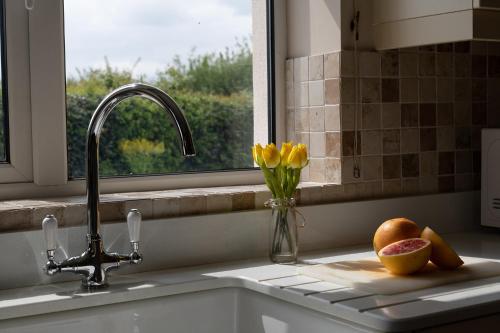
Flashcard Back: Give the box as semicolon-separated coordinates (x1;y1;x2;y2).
378;238;431;275
373;217;421;254
421;226;464;270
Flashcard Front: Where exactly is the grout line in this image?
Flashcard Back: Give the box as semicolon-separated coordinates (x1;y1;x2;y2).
257;274;299;282
303;286;347;296
277;281;322;289
327;292;374;304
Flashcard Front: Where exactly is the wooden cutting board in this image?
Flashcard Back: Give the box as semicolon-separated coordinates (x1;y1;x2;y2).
299;256;500;295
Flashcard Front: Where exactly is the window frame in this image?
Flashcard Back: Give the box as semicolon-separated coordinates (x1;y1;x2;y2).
0;0;33;184
0;0;9;163
0;0;286;199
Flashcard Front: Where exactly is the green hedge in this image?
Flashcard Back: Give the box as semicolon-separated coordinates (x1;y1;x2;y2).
66;90;253;178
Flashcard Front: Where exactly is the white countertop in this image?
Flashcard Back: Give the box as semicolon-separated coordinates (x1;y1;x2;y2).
2;230;500;332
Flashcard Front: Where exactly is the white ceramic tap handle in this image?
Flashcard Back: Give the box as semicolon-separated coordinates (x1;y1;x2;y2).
127;209;142;243
42;214;58;251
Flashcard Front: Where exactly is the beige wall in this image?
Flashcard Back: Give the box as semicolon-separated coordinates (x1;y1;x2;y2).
286;0;341;57
286;0;374;58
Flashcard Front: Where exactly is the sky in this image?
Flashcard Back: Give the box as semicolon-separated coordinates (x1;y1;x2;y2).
64;0;252;79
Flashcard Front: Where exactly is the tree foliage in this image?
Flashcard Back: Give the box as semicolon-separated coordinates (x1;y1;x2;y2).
157;40;252;96
66;43;253;178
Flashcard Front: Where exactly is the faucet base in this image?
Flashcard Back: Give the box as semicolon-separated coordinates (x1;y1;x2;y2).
81;280;109;290
81;281;109;290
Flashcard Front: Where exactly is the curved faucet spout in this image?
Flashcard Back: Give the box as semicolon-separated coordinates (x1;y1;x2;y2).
86;83;196;237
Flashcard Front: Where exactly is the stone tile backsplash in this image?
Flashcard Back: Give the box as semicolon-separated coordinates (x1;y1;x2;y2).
286;41;500;197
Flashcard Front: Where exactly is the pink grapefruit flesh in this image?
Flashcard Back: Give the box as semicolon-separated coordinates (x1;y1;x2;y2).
378;238;431;275
380;238;429;255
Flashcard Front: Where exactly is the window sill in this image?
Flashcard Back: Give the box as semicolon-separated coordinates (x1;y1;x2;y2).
0;180;453;234
0;182;340;233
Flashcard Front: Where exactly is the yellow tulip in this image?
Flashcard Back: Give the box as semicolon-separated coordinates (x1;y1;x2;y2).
252;144;264;166
287;146;301;169
262;143;281;168
280;142;293;167
288;144;308;169
297;144;308;168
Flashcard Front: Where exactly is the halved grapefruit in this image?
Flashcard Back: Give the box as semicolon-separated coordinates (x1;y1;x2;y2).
421;226;463;269
378;238;431;275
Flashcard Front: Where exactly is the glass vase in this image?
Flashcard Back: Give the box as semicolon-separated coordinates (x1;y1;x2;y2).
267;198;300;264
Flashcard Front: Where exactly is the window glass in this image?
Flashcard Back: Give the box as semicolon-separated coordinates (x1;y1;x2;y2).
0;1;7;163
65;0;254;178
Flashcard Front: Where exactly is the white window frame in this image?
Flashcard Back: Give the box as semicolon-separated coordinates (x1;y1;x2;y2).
0;0;33;183
0;0;286;199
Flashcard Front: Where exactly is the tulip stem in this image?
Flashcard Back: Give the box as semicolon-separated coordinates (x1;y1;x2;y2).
271;206;294;257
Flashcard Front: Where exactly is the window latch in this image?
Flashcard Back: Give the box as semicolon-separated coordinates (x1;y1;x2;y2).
25;0;35;11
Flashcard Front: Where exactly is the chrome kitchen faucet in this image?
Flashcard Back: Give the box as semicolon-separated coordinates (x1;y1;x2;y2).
42;83;196;289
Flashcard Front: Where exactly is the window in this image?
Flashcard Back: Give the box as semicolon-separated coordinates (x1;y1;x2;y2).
0;0;283;196
65;0;256;178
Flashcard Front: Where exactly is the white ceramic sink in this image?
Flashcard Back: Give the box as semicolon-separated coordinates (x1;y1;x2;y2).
0;288;363;333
